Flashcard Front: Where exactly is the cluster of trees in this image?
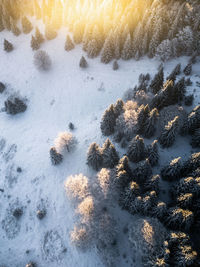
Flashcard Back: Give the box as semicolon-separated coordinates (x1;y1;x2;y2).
1;1;200;62
4;94;27;115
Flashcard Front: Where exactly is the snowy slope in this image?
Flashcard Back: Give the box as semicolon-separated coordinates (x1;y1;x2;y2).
0;26;199;267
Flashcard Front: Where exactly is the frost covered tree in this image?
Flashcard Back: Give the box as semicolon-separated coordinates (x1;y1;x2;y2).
65;35;74;51
161;157;182;182
144;108;159;138
155;39;173;62
22;16;33;34
183;63;192;76
186;105;200;135
34;50;52;71
150;67;164;95
101;104;116;136
70;224;91;251
113;99;124;118
166;63;181;82
10;19;21;36
50;147;63;165
137;104;150;134
79;56;88;68
127;135;146;163
4;39;13;52
144;174;160;195
134;159;152;184
175;26;193;56
101;32;113;64
159;116;179;148
54;132;77;154
152;201;168;221
147;140;159;166
173;77;186;104
102;139;119;169
181;152;200;177
191;128;200;148
45;24;57;40
31;35;40;50
112;60;119;70
87;39;99;58
121;34;133;60
87;142;102;171
26;262;37;267
177;193;193;210
35;27;44;44
5;96;27;115
119;181;140;210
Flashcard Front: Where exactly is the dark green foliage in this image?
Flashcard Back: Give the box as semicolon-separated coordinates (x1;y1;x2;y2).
65;35;75;51
101;104;116;136
183;63;192;76
161;157;182;181
143;108;159;138
134;159;152;184
4;39;13;52
31;35;40;50
147;140;159;166
127;135;146;163
184;94;193;106
0;82;6;93
191;128;200;148
87;142;102;171
102;139;119;168
79;56;88;68
5;97;27;115
50;147;63;165
159;116;179;148
22;16;33;34
150;67;164;94
137;104;150;134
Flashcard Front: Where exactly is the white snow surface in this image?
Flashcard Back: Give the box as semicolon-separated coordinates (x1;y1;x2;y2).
0;25;200;267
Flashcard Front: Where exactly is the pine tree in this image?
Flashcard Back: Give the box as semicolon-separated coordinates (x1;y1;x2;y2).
159;116;179;148
147;140;159;166
191;128;200;148
144;174;160;195
112;60;119;70
10;18;21;36
184;95;194;106
73;21;84;44
183;63;192;76
166;207;193;231
121;33;133;60
102;139;119;169
116;156;132;177
100;104;116;136
119;181;140;210
134;159;152;184
0;82;6;93
101;33;113;64
173;77;186;104
166;63;181;82
65;35;74;51
87;39;99;58
113;99;124;117
144;108;159;138
35;27;44;44
4;39;13;52
0;15;4;32
161;157;182;182
137;104;150;134
50;147;63;165
150;67;164;95
79;56;88;68
87;142;102;171
127;135;146;163
22;16;33;34
45;24;57;40
31;35;40;50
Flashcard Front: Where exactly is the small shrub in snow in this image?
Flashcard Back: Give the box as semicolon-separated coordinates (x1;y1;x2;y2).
68;122;75;130
161;157;182;182
0;82;6;93
26;262;37;267
70;224;91;251
127;135;146;163
184;94;194;106
112;60;119;70
87;142;102;171
5;96;27;115
22;17;33;34
54;132;77;154
102;139;119;168
79;56;88;68
185;78;192;86
49;147;63;165
159;116;179;148
37;209;46;220
31;35;40;50
183;63;192;76
13;208;23;218
65;174;89;202
34;50;52;71
4;39;13;52
65;35;75;51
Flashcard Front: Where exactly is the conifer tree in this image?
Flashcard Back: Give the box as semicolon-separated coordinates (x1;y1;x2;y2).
127;135;146;163
0;15;4;32
161;157;182;182
173;77;186;104
134;159;152;184
100;104;116;136
137;104;150;134
113;99;124;118
159;116;179;148
150;67;164;95
166;63;181;82
35;27;44;44
22;16;33;34
102;139;119;168
183;63;192;76
10;18;21;36
191;128;200;148
101;33;113;64
45;24;57;40
79;56;88;68
50;147;63;165
147;140;159;166
112;60;119;70
31;35;40;50
87;142;102;171
4;39;13;52
65;35;74;51
73;21;84;44
87;39;99;58
119;181;140;210
116;156;132;177
121;34;133;60
144;108;159;138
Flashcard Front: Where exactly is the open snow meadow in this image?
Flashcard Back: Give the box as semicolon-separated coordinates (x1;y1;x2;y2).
1;1;200;267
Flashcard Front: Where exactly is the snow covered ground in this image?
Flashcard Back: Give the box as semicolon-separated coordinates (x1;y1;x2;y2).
0;26;200;267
